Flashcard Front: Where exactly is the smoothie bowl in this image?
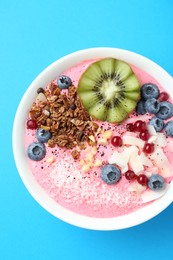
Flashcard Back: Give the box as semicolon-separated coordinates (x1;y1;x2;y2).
13;48;173;230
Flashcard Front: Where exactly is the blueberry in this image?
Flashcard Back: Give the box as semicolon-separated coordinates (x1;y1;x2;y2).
136;100;146;115
100;164;121;184
156;101;173;120
27;142;46;161
149;117;164;132
164;120;173;137
145;98;160;114
57;75;72;89
36;128;51;143
141;83;160;100
148;174;165;191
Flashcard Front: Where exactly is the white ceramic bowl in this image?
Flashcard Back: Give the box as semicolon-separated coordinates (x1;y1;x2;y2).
13;47;173;230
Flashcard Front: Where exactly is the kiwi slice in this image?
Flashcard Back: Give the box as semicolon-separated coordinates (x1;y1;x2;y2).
77;58;140;123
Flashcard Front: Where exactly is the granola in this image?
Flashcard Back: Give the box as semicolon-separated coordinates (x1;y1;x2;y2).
29;82;99;151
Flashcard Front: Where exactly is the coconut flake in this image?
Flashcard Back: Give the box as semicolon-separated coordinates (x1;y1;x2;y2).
145;166;159;178
155;133;167;147
122;145;139;158
148;135;158;143
147;125;157;136
108;146;139;170
139;152;153;167
141;184;169;203
123;136;145;148
128;182;147;193
150;148;172;178
121;166;129;174
108;150;128;168
129;154;144;174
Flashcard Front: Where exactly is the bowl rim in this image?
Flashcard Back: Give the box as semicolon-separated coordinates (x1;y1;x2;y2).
12;47;173;230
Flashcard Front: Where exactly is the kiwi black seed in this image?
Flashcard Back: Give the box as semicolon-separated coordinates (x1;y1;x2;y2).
77;58;140;123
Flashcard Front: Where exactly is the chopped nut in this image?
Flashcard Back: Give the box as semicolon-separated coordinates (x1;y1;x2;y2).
81;164;91;173
98;138;107;145
90;147;97;155
36;93;47;102
94;159;102;167
85;153;94;162
71;149;80;159
43;110;50;116
78;142;87;150
102;130;112;140
88;139;97;146
46;156;55;163
79;159;85;166
96;127;102;134
89;135;96;143
91;122;99;132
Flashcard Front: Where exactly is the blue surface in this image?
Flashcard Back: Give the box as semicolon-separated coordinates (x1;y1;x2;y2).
1;0;173;259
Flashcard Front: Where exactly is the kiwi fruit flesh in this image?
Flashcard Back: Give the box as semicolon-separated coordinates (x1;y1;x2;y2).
77;58;140;123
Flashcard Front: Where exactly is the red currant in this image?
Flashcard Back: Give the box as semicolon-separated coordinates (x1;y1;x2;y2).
137;174;148;186
139;130;149;141
134;120;147;131
111;136;122;147
143;143;154;154
158;92;169;102
125;170;136;180
27;119;38;129
126;123;134;132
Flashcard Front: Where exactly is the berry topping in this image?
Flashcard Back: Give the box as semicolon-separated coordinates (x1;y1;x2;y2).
139;130;149;141
158;92;169;102
149;117;164;132
164;120;173;137
143;143;155;154
26;119;38;130
148;174;165;191
156;101;173;120
126;123;134;132
57;75;72;89
37;87;44;94
125;170;136;180
27;142;46;161
134;120;146;132
137;174;148;186
136;100;146;115
145;98;160;114
36;128;51;143
111;136;122;147
100;164;121;184
141;83;160;100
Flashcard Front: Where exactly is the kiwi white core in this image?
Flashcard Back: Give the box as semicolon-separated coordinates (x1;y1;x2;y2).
101;79;120;101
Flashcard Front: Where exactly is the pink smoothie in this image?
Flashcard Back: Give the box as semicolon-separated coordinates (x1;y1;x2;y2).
24;59;173;218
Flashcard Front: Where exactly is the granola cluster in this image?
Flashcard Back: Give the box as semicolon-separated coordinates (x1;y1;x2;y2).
29;82;99;152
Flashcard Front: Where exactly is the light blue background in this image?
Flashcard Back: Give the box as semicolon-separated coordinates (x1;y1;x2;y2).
1;0;173;259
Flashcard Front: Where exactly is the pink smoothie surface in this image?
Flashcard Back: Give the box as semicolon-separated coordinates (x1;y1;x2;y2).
24;59;173;218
